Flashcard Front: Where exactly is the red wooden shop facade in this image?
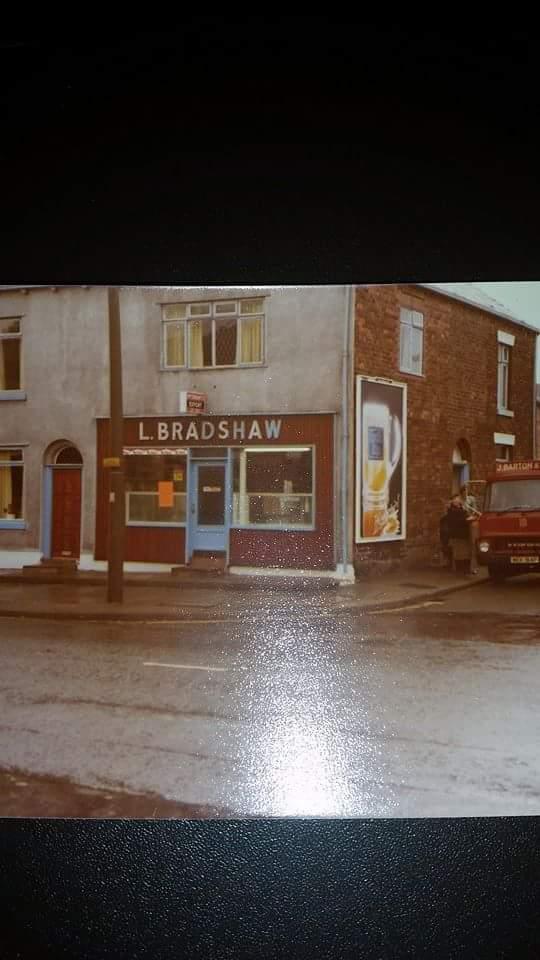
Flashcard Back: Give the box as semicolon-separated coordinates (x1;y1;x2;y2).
95;413;335;569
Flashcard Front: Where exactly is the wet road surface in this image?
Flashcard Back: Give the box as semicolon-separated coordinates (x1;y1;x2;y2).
1;581;539;817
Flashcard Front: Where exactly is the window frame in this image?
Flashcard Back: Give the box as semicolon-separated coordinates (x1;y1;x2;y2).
399;307;424;377
231;444;316;532
0;316;25;399
497;342;513;414
124;453;187;528
161;299;266;371
0;445;26;529
125;490;187;528
495;444;512;463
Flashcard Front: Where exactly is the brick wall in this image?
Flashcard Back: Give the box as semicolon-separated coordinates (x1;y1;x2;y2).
537;391;540;457
355;285;537;571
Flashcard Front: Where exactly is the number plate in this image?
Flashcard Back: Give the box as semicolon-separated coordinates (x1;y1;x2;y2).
510;556;539;564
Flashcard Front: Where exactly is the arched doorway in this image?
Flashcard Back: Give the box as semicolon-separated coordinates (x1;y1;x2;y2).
452;439;471;495
42;442;83;560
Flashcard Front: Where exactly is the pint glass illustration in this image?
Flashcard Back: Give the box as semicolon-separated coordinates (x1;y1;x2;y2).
359;385;404;539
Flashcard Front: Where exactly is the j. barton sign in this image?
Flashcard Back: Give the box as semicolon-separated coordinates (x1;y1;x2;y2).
132;416;283;445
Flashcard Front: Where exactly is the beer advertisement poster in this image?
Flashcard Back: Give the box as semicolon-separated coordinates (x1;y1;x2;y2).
355;376;407;543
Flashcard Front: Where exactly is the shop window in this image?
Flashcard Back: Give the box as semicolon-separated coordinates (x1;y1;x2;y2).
162;299;264;369
399;308;424;376
232;446;314;528
0;449;24;521
125;455;187;525
0;318;22;392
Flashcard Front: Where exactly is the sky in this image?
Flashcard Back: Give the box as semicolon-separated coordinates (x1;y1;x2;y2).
434;282;540;380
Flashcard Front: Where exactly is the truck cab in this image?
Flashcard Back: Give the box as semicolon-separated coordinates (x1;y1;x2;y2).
478;460;540;581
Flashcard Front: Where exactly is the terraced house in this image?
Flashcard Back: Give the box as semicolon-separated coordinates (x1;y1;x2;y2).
0;285;354;579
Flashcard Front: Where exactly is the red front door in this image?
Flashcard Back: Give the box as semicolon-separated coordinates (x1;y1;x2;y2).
52;469;82;558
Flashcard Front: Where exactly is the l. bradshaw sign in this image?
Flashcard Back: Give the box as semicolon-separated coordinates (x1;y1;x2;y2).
134;416;283;445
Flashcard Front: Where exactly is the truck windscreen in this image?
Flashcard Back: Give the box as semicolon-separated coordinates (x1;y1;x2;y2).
485;479;540;512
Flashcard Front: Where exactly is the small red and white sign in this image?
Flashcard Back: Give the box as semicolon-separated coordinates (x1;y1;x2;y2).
179;391;207;415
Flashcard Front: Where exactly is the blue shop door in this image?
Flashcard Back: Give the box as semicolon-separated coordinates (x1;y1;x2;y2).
188;461;228;556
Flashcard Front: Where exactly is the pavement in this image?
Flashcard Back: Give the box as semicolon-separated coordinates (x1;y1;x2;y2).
0;564;489;622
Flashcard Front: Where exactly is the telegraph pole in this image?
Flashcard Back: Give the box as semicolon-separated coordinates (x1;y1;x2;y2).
107;287;125;603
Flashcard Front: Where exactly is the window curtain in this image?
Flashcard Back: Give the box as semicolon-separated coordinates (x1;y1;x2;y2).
166;322;185;366
189;320;204;367
0;453;13;515
240;317;262;363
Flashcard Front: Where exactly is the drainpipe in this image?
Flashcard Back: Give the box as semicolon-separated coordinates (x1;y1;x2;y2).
339;285;354;582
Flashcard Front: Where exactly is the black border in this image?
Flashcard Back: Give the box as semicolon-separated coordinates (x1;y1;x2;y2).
2;27;540;959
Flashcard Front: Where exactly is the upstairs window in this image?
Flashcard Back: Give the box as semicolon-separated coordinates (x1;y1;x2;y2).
0;318;22;391
497;343;511;411
162;299;265;369
399;308;424;375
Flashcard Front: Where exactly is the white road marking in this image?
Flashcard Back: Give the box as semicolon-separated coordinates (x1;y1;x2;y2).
143;661;228;672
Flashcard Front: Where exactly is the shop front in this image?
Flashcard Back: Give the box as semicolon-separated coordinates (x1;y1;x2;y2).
95;414;335;570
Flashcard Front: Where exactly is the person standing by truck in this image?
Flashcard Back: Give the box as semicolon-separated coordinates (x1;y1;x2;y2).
446;494;474;575
459;484;481;575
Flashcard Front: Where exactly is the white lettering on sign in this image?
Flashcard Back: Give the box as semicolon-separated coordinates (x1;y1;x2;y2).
265;419;282;439
201;421;215;440
496;460;540;474
136;417;283;445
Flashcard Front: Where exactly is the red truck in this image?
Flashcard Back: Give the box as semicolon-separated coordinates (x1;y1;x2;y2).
478;460;540;581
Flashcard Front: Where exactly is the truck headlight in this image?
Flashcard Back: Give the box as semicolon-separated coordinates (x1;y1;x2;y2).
478;541;490;553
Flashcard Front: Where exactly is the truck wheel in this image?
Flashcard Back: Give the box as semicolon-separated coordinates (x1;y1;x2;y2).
488;566;506;583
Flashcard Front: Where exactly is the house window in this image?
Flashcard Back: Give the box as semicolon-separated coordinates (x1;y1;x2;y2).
497;343;511;411
124;455;187;526
0;449;24;520
232;446;314;528
162;299;265;369
495;444;512;462
399;308;424;375
0;318;22;390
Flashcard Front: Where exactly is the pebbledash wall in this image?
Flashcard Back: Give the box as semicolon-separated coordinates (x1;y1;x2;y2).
354;284;538;571
0;285;348;572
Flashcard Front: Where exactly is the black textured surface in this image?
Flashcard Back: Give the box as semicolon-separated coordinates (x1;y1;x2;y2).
2;818;540;958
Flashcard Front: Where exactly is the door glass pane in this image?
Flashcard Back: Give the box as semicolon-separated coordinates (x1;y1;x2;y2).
198;466;225;525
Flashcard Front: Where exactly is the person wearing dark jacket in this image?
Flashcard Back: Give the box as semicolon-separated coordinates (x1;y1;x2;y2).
446;495;475;574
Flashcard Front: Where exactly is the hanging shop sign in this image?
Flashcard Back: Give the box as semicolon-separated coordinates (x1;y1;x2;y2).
355;376;407;543
179;391;207;414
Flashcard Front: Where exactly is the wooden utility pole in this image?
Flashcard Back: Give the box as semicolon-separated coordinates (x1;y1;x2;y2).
107;287;125;603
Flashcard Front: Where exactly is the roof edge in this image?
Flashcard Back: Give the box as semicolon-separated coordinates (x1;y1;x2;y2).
417;283;539;334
